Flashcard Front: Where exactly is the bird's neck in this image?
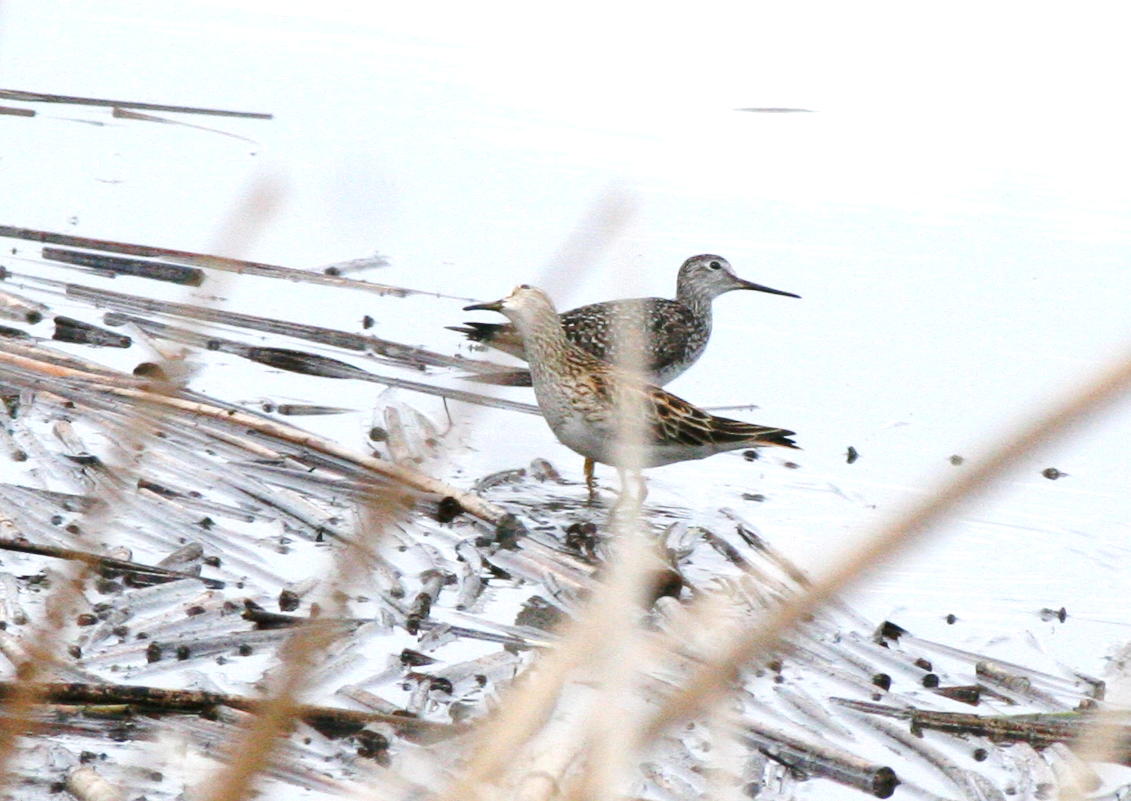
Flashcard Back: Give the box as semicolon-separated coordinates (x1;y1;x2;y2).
675;281;714;321
514;312;578;378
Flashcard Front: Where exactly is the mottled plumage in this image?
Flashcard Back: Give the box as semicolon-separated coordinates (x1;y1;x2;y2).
464;285;798;472
453;255;798;386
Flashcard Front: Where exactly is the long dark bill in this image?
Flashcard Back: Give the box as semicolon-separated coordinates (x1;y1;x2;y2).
463;299;506;312
739;280;801;299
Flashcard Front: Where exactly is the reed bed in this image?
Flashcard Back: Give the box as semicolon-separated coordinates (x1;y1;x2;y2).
0;220;1127;801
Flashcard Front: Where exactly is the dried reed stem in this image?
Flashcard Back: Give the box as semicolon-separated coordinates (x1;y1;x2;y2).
198;486;412;801
0;410;148;785
0;346;512;526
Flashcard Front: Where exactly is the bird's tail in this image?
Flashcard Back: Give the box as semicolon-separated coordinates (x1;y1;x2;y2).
460;368;534;386
713;419;799;449
447;321;527;360
755;427;799;449
445;321;504;343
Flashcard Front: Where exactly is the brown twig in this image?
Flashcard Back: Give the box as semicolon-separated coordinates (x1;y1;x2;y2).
834;699;1131;764
0;343;517;529
0;537;223;588
0;224;465;298
0;680;461;741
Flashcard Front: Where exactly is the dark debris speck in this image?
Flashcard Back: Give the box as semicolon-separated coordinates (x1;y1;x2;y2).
279;590;301;612
435;496;464;524
515;596;563;632
1039;607;1068;623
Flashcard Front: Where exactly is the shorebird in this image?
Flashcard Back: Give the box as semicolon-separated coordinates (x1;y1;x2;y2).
464;285;797;500
451;255;799;387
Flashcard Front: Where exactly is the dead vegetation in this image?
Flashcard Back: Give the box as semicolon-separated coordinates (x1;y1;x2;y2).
0;217;1127;801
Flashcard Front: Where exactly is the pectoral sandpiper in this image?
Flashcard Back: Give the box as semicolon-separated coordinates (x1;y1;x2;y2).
464;285;797;501
452;255;799;387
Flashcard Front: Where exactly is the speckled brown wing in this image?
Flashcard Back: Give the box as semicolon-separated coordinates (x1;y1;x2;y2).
639;384;799;449
560;298;696;378
641;301;702;377
639;385;717;446
455;297;701;383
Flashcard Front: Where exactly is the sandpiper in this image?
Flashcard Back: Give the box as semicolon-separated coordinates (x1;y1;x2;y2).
464;285;797;499
452;255;799;387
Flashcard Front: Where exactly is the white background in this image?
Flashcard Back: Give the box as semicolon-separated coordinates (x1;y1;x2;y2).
2;0;1130;684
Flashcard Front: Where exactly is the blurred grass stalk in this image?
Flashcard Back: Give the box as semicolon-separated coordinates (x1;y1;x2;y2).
644;338;1131;742
199;490;415;801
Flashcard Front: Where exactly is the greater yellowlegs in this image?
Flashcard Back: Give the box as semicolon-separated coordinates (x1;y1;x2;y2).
452;255;799;387
464;285;797;498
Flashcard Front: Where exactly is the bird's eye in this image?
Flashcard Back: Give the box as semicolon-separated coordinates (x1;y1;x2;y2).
709;261;721;270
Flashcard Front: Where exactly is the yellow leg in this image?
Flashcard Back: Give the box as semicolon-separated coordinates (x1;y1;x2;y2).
584;457;596;502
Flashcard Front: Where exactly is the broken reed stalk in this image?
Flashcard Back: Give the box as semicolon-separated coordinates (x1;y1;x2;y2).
434;523;614;795
0;88;272;118
0;429;141;788
110;385;509;525
57;282;508;373
0;681;459;739
0;224;460;299
6;207;468;798
0;562;90;785
111;107;264;145
0;538;224;589
833;699;1131;758
0;345;513;527
64;766;118;801
640;337;1131;746
743;720;899;797
198;503;399;801
192;308;421;801
103;310;539;414
199;442;434;801
0;339;510;795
